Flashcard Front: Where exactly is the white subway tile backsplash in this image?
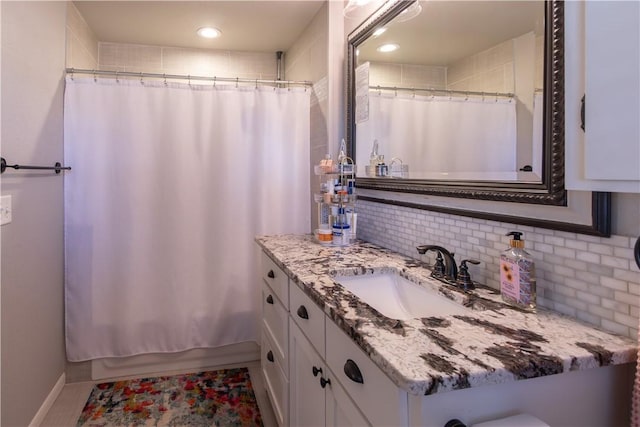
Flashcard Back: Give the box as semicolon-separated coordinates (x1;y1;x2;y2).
356;199;640;340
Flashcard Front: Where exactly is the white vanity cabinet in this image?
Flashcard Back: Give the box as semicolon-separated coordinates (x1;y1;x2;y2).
260;252;290;427
261;251;371;427
289;280;370;427
565;0;640;192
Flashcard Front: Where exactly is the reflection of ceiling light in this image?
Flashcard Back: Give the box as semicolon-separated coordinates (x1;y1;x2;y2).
356;49;360;56
344;0;373;18
377;43;399;53
373;27;387;37
197;27;221;39
395;1;422;22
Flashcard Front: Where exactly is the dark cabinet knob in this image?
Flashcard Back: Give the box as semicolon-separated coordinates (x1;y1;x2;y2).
312;366;322;377
267;270;275;279
266;350;274;363
343;359;364;384
320;377;331;388
444;420;467;427
266;294;274;304
297;305;309;319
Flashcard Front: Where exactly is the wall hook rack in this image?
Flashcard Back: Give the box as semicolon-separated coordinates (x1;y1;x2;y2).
0;157;71;174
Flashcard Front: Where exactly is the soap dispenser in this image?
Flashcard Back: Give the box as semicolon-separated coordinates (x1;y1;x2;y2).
499;231;536;311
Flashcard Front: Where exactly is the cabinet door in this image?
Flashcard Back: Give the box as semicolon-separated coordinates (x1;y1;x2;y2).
289;320;326;427
565;0;640;192
326;367;371;427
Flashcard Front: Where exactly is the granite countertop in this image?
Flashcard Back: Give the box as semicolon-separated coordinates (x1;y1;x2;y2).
256;234;638;396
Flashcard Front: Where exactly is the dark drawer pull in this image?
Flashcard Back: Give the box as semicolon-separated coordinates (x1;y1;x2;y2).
266;295;274;304
320;377;331;388
266;350;274;363
296;305;309;320
344;359;364;384
267;270;275;279
312;366;322;377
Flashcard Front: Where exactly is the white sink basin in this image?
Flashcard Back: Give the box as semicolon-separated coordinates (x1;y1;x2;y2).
334;271;468;320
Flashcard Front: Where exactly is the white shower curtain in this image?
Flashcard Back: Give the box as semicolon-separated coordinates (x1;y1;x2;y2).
357;92;517;176
64;77;310;361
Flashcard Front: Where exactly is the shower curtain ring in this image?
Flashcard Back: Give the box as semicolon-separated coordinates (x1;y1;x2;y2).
412;88;415;98
465;91;469;101
255;79;258;90
377;85;381;96
213;76;216;87
93;70;97;82
140;72;144;85
115;71;119;83
495;92;499;102
394;87;397;97
188;75;191;86
235;77;239;88
163;74;167;86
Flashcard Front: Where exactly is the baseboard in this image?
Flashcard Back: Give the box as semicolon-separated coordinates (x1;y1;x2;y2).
29;372;65;427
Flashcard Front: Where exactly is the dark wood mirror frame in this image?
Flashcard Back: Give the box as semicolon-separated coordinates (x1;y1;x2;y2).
346;0;611;236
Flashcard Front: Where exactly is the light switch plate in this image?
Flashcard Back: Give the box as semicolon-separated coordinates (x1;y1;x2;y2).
1;195;12;225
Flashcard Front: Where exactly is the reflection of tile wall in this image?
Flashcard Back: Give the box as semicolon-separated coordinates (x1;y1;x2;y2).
447;39;514;93
369;62;447;90
357;199;640;340
98;42;278;81
534;35;545;90
66;3;99;68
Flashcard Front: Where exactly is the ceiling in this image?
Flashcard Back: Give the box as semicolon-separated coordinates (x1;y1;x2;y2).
73;1;325;52
358;0;544;66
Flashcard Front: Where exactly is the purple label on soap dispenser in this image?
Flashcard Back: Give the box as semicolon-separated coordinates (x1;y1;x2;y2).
500;256;520;302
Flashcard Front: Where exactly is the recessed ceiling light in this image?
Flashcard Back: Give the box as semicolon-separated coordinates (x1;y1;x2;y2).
372;27;387;37
197;27;221;39
377;43;399;53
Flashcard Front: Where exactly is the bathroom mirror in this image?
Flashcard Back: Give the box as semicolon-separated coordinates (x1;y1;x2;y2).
346;0;611;235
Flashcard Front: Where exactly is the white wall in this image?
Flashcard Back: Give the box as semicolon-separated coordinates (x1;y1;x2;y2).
1;2;67;425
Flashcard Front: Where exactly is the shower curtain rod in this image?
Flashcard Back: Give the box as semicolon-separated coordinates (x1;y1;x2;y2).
66;68;313;87
370;85;514;99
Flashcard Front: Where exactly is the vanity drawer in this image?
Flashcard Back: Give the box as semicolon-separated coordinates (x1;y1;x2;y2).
325;319;408;427
262;281;289;372
261;252;289;309
261;332;288;427
289;282;326;356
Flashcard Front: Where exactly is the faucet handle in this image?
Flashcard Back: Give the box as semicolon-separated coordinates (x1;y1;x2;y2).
430;251;446;278
456;259;480;291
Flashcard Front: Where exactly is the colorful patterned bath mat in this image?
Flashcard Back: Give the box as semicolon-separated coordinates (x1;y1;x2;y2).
77;367;263;426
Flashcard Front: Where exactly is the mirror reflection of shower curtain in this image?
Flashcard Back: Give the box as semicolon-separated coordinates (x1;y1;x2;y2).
64;77;310;361
358;93;517;175
532;92;544;177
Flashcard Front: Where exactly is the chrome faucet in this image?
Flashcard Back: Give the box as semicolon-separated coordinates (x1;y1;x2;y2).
416;245;458;281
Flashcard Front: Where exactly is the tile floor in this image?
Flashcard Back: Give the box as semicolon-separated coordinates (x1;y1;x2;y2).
41;361;277;426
